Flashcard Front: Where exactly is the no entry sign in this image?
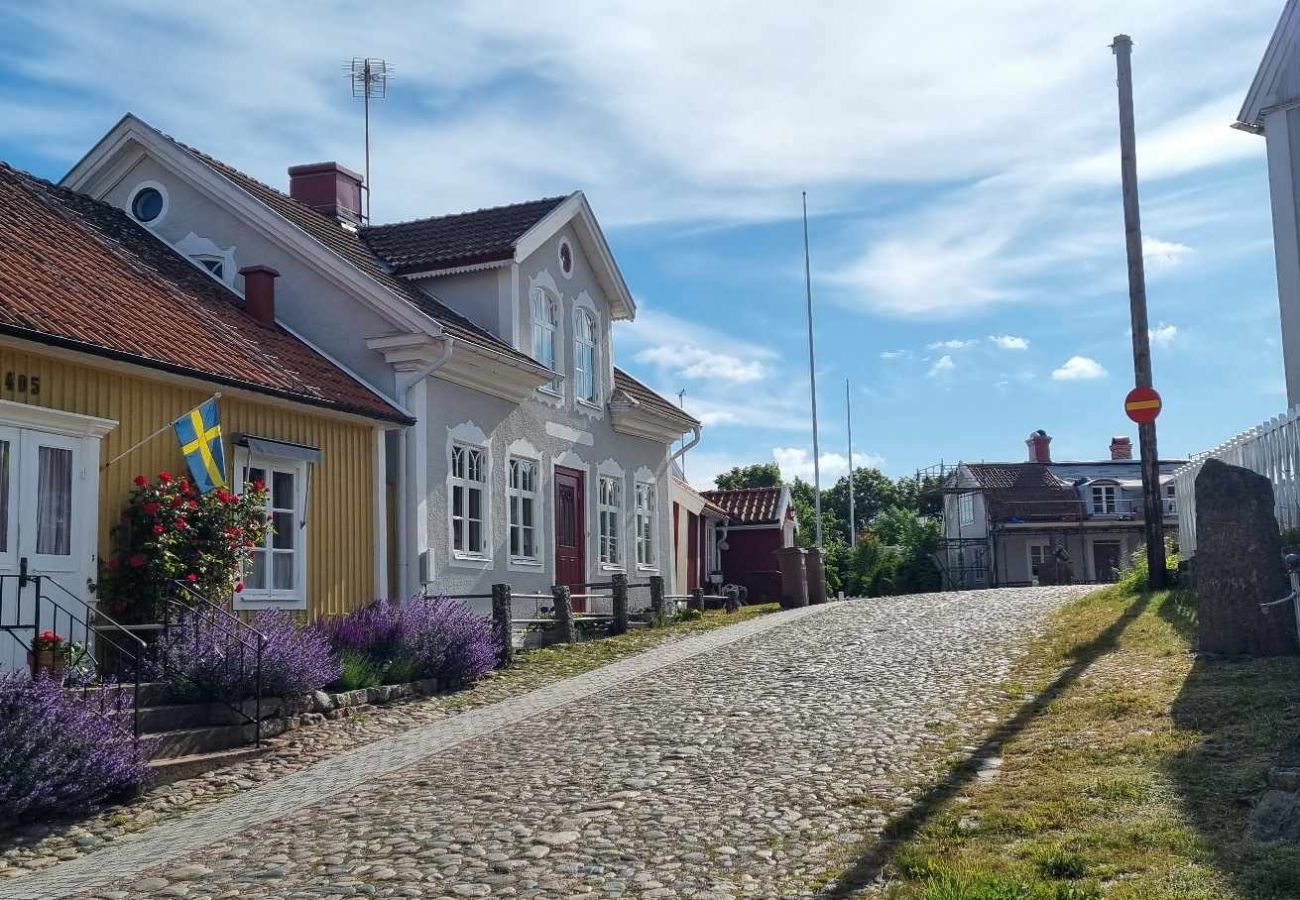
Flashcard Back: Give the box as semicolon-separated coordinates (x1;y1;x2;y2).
1125;386;1162;425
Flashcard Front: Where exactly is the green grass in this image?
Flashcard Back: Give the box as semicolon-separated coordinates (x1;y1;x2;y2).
864;585;1300;900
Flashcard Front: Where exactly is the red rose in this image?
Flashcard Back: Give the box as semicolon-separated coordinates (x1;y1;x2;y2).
253;479;265;492
152;524;165;535
142;502;161;517
175;518;188;530
158;471;172;483
133;475;148;487
186;573;198;583
128;553;146;568
187;499;198;510
235;581;245;594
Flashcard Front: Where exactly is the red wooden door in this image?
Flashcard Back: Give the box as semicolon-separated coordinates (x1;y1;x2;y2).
554;466;586;612
687;512;700;592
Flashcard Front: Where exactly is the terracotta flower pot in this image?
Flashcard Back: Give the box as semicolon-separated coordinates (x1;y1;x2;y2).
27;649;65;679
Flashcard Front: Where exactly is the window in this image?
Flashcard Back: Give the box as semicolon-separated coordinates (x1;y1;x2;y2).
1165;484;1177;515
958;493;975;526
1029;544;1050;578
558;238;574;277
574;309;598;404
194;255;225;280
531;288;560;392
635;481;656;568
508;457;540;563
598;474;622;567
1091;484;1117;514
242;459;307;606
128;183;167;225
451;443;488;557
35;446;72;556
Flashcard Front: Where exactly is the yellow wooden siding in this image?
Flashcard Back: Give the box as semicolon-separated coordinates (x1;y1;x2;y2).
0;345;377;618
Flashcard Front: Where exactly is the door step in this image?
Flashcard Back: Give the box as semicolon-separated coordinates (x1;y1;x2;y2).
147;723;258;758
147;746;266;785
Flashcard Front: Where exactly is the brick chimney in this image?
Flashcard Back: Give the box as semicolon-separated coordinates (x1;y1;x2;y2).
239;265;280;325
1109;436;1133;460
1026;429;1052;463
288;162;363;224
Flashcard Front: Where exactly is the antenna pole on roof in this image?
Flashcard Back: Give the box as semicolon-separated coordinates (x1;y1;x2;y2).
802;191;823;549
347;57;391;224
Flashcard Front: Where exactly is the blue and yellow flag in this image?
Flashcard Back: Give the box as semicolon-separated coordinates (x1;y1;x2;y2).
173;398;227;493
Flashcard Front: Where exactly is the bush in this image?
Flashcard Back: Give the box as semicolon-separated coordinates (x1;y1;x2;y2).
1119;537;1180;593
156;609;339;702
0;672;151;819
332;649;382;691
324;597;498;686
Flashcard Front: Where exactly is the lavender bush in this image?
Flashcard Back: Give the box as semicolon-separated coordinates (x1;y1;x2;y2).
156;609;339;702
0;672;151;819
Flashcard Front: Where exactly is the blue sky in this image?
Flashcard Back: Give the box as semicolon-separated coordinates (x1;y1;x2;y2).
0;1;1290;487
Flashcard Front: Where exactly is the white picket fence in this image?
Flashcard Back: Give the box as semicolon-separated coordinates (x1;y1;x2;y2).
1172;405;1300;558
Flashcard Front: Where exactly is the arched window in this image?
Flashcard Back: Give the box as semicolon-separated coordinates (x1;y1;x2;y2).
530;288;560;391
574;308;598;403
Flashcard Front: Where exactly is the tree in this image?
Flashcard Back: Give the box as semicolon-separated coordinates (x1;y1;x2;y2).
714;463;782;490
823;467;901;542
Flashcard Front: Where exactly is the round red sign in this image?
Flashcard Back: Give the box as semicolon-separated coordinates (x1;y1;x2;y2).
1125;386;1162;425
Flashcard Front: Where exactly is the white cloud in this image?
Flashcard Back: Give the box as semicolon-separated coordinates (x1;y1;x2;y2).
1142;237;1194;271
1149;322;1179;347
634;345;766;383
880;349;909;360
928;339;975;350
773;447;885;482
1051;355;1107;381
990;334;1029;350
928;354;956;378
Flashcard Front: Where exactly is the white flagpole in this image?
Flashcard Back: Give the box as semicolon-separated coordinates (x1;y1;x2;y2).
846;378;855;545
802;192;823;549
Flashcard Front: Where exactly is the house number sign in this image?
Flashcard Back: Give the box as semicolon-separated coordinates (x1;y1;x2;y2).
4;372;41;396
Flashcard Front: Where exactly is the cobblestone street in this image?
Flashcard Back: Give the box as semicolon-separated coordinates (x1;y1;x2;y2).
3;587;1089;900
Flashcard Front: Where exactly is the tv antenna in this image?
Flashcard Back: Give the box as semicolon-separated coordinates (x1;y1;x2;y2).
346;57;391;223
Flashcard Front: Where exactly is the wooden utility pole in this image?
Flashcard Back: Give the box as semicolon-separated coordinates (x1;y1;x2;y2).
1112;34;1167;589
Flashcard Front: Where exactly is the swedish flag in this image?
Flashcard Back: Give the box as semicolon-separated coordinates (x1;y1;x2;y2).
173;398;227;493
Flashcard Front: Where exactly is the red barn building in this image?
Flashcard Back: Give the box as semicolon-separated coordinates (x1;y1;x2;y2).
700;485;797;604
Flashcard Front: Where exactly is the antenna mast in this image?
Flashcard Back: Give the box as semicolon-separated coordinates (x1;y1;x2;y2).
347;57;391;224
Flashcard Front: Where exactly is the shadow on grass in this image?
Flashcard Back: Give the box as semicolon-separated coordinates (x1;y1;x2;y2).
1168;639;1300;899
821;591;1151;898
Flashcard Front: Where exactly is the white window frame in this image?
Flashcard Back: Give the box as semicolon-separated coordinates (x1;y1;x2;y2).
558;237;575;278
531;287;561;394
1028;543;1051;581
449;440;491;565
236;455;309;611
574;307;599;406
507;454;543;568
1091;483;1118;515
958;492;975;526
126;180;169;228
1164;483;1177;515
597;474;624;570
634;480;657;571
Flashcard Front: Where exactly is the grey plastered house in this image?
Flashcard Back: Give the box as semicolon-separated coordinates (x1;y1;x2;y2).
64;115;700;607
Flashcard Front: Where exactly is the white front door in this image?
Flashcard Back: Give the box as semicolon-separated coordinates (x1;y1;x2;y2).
0;427;96;672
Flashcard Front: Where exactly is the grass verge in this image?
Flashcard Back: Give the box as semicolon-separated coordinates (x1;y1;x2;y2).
853;586;1300;900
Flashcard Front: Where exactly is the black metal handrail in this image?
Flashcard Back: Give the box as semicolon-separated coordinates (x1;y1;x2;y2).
162;581;265;746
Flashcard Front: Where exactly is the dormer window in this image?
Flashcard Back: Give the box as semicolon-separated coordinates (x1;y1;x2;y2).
194;255;225;280
574;308;598;404
530;287;560;392
1091;483;1118;515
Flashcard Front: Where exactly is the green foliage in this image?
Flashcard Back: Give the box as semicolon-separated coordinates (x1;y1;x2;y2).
332;649;383;691
713;463;781;490
382;654;420;685
1118;537;1180;593
673;607;703;623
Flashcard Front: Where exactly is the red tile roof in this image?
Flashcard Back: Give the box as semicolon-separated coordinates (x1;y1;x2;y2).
0;163;408;423
701;486;787;526
362;196;569;275
963;463;1083;522
613;368;701;427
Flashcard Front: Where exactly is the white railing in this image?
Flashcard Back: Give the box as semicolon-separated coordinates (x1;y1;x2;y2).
1172;404;1300;558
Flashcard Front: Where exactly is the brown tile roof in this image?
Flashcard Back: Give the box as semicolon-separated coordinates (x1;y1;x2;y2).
612;368;700;426
362;196;569;275
0;162;408;423
170;141;543;371
701;486;787;526
964;463;1084;522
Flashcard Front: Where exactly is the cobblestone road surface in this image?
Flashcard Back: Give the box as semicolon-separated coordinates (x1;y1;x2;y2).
5;587;1088;900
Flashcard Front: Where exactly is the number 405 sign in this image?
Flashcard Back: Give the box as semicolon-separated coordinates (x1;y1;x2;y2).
4;372;41;396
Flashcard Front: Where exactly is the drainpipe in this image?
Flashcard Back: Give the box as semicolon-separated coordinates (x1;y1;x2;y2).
396;336;453;599
672;424;702;463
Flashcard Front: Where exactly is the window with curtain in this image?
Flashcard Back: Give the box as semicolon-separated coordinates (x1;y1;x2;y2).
634;481;655;568
574;308;598;403
243;459;306;601
35;445;72;556
451;443;488;556
598;475;622;566
508;457;539;562
0;440;10;554
531;288;560;392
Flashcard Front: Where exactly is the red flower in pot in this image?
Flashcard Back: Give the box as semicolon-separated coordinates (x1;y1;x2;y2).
29;630;66;679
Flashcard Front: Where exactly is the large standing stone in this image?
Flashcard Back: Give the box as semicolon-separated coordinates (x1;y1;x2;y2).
1194;458;1298;656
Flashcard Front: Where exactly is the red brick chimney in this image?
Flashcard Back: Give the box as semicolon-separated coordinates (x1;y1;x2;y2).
1109;436;1133;460
239;265;280;325
1026;429;1052;463
288;162;363;224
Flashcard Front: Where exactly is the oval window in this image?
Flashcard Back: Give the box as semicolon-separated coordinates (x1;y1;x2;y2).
558;239;574;276
131;187;164;223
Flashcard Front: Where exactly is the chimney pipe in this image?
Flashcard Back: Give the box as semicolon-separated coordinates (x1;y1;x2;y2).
239;265;280;325
1026;429;1052;463
1109;436;1133;460
288;162;364;224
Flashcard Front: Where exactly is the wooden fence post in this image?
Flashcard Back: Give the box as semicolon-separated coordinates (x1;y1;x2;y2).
690;587;704;612
611;573;629;636
649;575;665;625
491;583;513;668
551;583;576;644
